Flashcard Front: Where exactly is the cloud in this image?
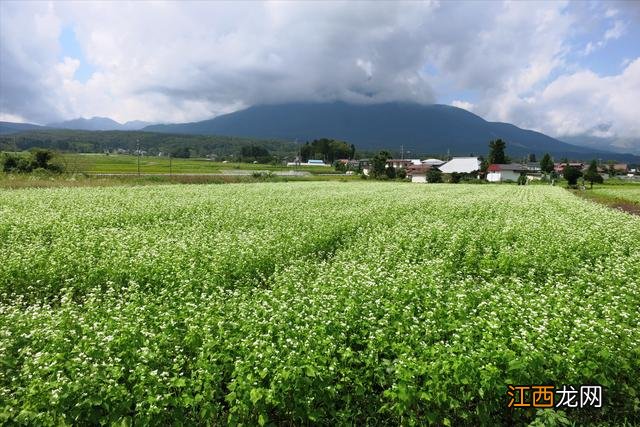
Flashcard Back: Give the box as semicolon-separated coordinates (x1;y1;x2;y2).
476;58;640;153
451;100;475;111
583;19;626;55
0;0;638;150
1;1;439;123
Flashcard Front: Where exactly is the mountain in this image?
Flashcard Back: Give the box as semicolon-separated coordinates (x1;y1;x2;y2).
47;117;152;131
121;120;153;131
143;102;636;160
0;121;49;134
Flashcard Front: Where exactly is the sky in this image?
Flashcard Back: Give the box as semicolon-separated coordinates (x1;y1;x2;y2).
0;0;639;152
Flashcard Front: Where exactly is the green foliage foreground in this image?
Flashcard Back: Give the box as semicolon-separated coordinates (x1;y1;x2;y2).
1;183;639;425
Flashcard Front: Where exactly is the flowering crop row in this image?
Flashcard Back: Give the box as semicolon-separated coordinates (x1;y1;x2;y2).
1;182;639;425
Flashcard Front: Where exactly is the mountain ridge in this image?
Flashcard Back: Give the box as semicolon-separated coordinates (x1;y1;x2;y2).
46;117;152;131
142;102;630;159
2;102;639;162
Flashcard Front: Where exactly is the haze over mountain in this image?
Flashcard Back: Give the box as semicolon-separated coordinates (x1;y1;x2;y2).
46;117;151;131
0;121;49;134
144;102;635;160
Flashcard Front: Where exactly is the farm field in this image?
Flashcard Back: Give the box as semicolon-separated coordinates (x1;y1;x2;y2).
590;184;640;205
1;182;639;425
56;153;339;175
575;184;640;216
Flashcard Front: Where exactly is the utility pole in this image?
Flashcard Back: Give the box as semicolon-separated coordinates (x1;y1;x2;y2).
401;144;404;160
136;139;140;177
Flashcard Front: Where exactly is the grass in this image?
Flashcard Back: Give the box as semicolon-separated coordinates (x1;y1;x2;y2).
0;171;361;189
57;153;340;175
571;183;640;216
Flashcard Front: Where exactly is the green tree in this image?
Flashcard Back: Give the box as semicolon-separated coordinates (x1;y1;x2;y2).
528;153;537;162
488;139;507;164
30;149;54;169
240;145;270;163
171;146;191;158
479;155;489;174
385;165;397;179
426;167;443;183
371;151;390;178
583;159;603;189
1;153;19;172
449;172;462;183
563;165;582;187
396;168;407;179
540;153;554;177
300;138;352;163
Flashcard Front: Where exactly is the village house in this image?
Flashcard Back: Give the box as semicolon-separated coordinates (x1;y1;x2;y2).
421;158;445;167
407;164;433;183
554;162;584;173
486;163;528;182
386;159;421;170
526;162;541;172
438;157;481;174
612;163;628;173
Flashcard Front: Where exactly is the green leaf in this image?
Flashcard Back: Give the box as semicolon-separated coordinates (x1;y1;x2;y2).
305;366;316;378
258;414;268;426
250;388;263;405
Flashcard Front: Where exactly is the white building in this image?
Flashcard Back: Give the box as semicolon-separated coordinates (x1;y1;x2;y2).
422;158;445;167
286;159;330;167
486;163;528;182
439;157;481;174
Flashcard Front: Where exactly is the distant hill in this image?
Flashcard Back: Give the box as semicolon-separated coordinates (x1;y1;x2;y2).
144;102;638;161
0;129;297;159
46;117;152;131
0;121;49;134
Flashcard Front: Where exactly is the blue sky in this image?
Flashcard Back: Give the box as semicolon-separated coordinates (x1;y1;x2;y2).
59;26;95;83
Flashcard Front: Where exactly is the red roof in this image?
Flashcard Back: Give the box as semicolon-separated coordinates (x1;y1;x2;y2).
487;163;529;172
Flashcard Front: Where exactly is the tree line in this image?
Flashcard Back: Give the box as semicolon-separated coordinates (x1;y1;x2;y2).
299;139;355;163
0;130;299;160
2;149;64;174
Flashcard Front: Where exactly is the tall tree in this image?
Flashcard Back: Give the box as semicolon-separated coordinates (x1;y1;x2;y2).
528;153;537;162
426;167;443;183
563;165;582;187
385;165;397;179
583;159;603;189
540;153;554;176
371;151;390;179
488;139;507;164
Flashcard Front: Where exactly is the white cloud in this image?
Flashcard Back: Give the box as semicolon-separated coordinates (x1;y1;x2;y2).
478;58;640;146
0;0;638;150
451;100;475;111
1;1;439;123
604;20;626;40
582;19;626;55
605;8;619;18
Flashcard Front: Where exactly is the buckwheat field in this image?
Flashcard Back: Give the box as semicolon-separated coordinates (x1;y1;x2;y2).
1;182;639;425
